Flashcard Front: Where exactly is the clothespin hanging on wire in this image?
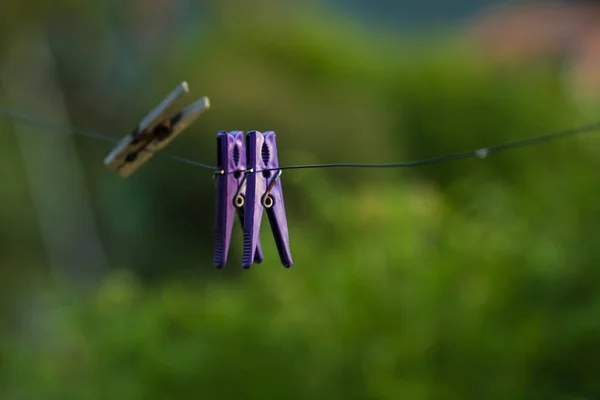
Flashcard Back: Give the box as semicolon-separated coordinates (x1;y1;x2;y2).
213;131;264;267
242;130;293;268
104;82;210;177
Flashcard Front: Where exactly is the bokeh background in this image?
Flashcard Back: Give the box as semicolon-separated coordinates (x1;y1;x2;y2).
2;0;600;398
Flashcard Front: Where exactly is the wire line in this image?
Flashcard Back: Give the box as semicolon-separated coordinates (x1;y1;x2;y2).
261;121;600;172
0;108;217;171
2;107;600;175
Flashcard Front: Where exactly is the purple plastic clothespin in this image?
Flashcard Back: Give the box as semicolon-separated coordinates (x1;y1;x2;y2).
213;131;264;268
242;130;293;269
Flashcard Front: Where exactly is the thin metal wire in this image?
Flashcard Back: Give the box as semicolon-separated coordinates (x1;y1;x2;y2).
259;121;600;172
0;108;217;171
2;107;600;175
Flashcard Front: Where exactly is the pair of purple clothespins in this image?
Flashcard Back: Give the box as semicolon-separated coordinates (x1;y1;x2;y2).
213;131;292;268
104;82;292;268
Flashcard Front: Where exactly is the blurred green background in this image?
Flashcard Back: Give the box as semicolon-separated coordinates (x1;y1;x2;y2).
2;0;600;398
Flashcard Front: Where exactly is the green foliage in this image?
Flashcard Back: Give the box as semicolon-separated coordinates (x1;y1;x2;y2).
2;3;600;399
5;179;600;399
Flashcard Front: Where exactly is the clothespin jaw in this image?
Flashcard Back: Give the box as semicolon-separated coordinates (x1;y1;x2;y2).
243;130;292;269
213;131;264;268
104;82;210;177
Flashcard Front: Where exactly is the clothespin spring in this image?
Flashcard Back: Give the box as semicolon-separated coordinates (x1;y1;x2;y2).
262;169;283;208
212;169;224;188
233;169;252;208
230;168;281;209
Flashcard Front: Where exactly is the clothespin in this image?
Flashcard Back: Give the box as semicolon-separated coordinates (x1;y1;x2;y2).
242;130;293;268
213;131;264;268
104;82;210;177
